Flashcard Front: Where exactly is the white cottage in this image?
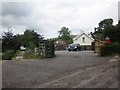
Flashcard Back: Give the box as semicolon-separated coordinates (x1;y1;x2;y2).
73;33;94;50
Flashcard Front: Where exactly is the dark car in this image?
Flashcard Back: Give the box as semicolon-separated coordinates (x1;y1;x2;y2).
68;43;81;51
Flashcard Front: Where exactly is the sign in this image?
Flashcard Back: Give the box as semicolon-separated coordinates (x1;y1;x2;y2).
105;37;110;44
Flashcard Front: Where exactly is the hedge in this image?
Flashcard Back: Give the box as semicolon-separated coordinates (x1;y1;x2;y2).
100;42;120;56
44;40;55;58
2;50;16;60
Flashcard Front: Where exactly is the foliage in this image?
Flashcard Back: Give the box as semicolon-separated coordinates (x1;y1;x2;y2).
0;53;2;59
44;40;55;58
22;29;43;48
103;25;120;42
0;39;1;52
39;39;55;58
100;43;120;56
23;49;39;59
2;29;44;52
2;30;14;52
11;50;21;60
91;18;114;40
99;18;113;29
12;34;23;50
58;27;73;45
91;19;120;43
28;42;36;50
2;30;23;52
2;50;16;60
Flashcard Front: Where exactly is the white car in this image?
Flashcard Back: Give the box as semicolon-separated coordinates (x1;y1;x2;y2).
20;46;26;51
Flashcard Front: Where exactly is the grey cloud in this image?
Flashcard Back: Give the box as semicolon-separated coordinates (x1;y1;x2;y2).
2;15;44;32
2;2;33;17
1;2;43;32
1;0;119;38
118;1;120;20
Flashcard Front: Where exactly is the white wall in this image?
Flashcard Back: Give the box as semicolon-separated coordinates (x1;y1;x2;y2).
74;34;93;45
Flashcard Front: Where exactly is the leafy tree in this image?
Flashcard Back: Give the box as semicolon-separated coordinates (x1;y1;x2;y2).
99;18;113;29
59;27;70;37
103;21;120;42
22;29;43;49
91;18;113;40
58;27;73;44
2;29;44;52
12;34;23;50
2;29;14;52
91;19;120;43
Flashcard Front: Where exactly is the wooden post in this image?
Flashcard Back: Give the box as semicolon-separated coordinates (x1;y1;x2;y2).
95;39;100;54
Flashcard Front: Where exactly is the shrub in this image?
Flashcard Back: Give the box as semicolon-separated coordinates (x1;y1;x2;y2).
44;40;55;58
0;53;2;60
38;40;55;58
100;42;120;56
28;42;36;50
11;50;21;60
2;50;16;60
23;49;39;59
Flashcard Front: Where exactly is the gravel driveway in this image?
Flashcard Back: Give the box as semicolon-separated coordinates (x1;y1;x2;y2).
2;50;118;88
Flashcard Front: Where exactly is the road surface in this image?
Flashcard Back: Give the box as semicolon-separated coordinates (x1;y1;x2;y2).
2;50;119;88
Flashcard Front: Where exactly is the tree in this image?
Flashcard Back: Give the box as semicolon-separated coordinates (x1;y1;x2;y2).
2;29;14;52
91;18;113;40
2;29;44;52
58;27;73;44
91;18;120;43
22;29;43;49
103;21;120;42
99;18;113;29
2;30;23;51
12;34;23;50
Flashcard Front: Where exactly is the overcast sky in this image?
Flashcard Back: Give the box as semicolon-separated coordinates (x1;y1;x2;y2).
1;0;120;38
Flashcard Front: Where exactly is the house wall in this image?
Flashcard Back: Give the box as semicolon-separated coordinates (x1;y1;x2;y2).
54;39;67;50
74;34;93;46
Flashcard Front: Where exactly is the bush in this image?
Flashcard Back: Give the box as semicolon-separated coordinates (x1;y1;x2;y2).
23;49;39;59
11;50;21;60
2;50;16;60
0;53;2;60
38;40;55;58
44;40;55;58
100;42;120;56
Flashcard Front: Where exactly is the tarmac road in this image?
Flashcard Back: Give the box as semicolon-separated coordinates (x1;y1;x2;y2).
2;50;118;88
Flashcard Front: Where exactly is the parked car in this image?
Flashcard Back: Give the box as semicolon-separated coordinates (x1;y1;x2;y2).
68;43;81;51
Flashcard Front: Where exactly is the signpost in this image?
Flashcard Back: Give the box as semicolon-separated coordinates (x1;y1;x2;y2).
105;36;110;45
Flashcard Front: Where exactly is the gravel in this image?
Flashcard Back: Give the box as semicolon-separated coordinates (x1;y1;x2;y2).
2;50;117;88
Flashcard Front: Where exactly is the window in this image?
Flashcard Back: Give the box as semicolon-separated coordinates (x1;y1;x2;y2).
82;37;85;43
